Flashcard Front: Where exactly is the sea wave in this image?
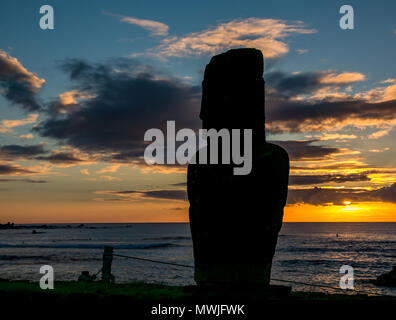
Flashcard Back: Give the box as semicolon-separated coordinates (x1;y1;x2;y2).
0;242;178;250
277;242;395;253
142;236;191;241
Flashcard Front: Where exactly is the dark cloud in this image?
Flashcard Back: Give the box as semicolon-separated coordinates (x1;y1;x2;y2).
168;207;186;211
0;144;46;160
289;173;370;185
291;163;368;170
100;189;187;201
0;50;44;111
0;164;35;175
267;96;396;134
288;183;396;205
372;183;396;203
36;152;85;165
0;144;89;166
143;189;187;200
170;182;187;187
263;70;396;133
35;58;200;161
266;71;323;97
0;178;48;183
269;140;341;161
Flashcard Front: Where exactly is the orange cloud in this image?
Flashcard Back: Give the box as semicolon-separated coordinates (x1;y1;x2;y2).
99;175;122;181
19;133;34;139
320;71;366;84
155;18;316;58
58;90;94;105
96;164;121;174
0;113;38;133
103;11;169;36
354;80;396;102
368;128;393;139
0;50;45;89
315;133;357;141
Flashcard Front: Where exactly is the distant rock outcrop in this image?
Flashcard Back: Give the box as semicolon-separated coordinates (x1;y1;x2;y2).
0;222;14;229
375;267;396;287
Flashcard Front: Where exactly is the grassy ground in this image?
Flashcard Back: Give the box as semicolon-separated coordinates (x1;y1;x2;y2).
1;279;395;300
0;279;186;300
0;280;394;317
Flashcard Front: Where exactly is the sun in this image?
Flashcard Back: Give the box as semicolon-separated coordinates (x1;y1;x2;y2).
343;201;352;205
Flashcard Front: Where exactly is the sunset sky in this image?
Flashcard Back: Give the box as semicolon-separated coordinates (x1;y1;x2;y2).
1;0;396;223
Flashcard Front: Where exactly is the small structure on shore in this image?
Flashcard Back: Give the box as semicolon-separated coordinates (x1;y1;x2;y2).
101;246;115;283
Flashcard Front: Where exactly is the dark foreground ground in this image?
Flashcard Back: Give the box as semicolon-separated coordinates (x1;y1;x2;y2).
0;279;394;318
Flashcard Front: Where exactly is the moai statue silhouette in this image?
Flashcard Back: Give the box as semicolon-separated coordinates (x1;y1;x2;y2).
188;48;289;287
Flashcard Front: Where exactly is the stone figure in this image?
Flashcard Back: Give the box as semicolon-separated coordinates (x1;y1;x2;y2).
187;48;289;287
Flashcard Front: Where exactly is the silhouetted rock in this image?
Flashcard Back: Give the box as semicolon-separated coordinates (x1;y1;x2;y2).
188;48;289;286
78;271;97;282
0;222;14;229
375;267;396;287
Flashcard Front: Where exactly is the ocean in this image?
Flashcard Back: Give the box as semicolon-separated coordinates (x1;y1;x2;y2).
0;222;395;296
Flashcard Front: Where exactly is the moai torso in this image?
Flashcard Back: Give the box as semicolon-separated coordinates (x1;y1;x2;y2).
187;48;289;286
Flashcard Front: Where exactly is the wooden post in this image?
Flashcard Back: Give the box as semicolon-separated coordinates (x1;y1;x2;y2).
102;246;114;283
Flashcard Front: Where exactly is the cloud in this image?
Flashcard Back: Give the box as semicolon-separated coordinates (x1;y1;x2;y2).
266;70;365;98
269;140;343;161
97;164;121;174
29;57;396;179
0;144;46;160
0;113;38;133
289;173;370;185
0;50;44;111
314;133;357;141
36;150;93;166
170;182;187;187
0;143;96;169
96;189;187;201
368;128;392;139
368;147;390;153
96;183;396;205
154;18;316;58
103;11;169;36
0;163;36;175
99;175;122;181
296;49;308;55
48;90;95;115
373;183;396;203
35;58;200;162
354;80;396;102
263;70;396;135
0;178;48;183
288;183;396;205
19;133;34;139
320;72;365;84
170;174;371;187
266;97;396;134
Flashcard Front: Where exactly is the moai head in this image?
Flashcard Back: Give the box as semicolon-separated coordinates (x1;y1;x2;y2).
200;48;265;141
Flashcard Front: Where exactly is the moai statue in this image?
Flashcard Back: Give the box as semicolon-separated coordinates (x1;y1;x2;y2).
187;48;289;287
